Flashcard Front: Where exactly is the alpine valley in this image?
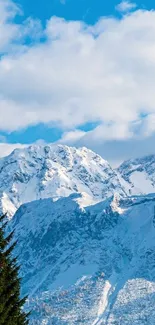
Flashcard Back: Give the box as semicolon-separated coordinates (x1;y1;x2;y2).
3;144;155;324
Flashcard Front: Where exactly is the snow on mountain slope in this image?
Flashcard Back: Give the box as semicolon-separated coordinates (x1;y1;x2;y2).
117;154;155;195
2;143;155;218
10;192;155;324
0;144;126;217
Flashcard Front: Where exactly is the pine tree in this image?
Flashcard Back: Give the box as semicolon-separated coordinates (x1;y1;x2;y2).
0;214;29;325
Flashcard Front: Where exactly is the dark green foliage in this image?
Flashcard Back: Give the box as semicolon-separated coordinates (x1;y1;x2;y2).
0;214;29;325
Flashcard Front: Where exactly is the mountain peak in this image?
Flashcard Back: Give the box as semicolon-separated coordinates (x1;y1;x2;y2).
0;144;125;217
118;153;155;195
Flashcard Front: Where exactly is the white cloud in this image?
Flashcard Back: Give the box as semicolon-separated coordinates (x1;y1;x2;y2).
0;1;155;161
0;114;155;164
116;1;137;13
57;114;155;165
0;0;20;51
57;123;155;166
0;143;27;158
59;123;133;147
0;0;42;54
0;139;46;159
58;129;86;144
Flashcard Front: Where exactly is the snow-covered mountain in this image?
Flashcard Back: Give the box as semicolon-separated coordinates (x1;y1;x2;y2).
2;144;155;323
1;144;155;218
118;154;155;195
0;144;126;217
10;192;155;324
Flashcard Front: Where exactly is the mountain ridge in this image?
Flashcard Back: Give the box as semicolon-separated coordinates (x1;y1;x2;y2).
2;144;155;323
0;144;126;217
118;154;155;195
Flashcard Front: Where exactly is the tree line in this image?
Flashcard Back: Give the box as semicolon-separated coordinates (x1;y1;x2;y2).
0;214;29;324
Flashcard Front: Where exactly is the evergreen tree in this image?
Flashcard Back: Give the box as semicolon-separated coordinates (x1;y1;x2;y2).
0;214;29;325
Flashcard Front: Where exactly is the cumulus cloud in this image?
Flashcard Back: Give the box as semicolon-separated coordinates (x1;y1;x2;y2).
0;5;155;136
0;1;155;162
0;0;42;54
57;122;155;166
116;1;137;13
0;0;20;51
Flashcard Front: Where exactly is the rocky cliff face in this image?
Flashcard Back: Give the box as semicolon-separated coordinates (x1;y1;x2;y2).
10;192;155;325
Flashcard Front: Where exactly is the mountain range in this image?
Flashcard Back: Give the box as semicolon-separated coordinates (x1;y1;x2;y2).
0;144;126;218
2;144;155;324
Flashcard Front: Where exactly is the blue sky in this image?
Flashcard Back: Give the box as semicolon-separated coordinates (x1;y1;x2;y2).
0;0;155;164
14;0;154;24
